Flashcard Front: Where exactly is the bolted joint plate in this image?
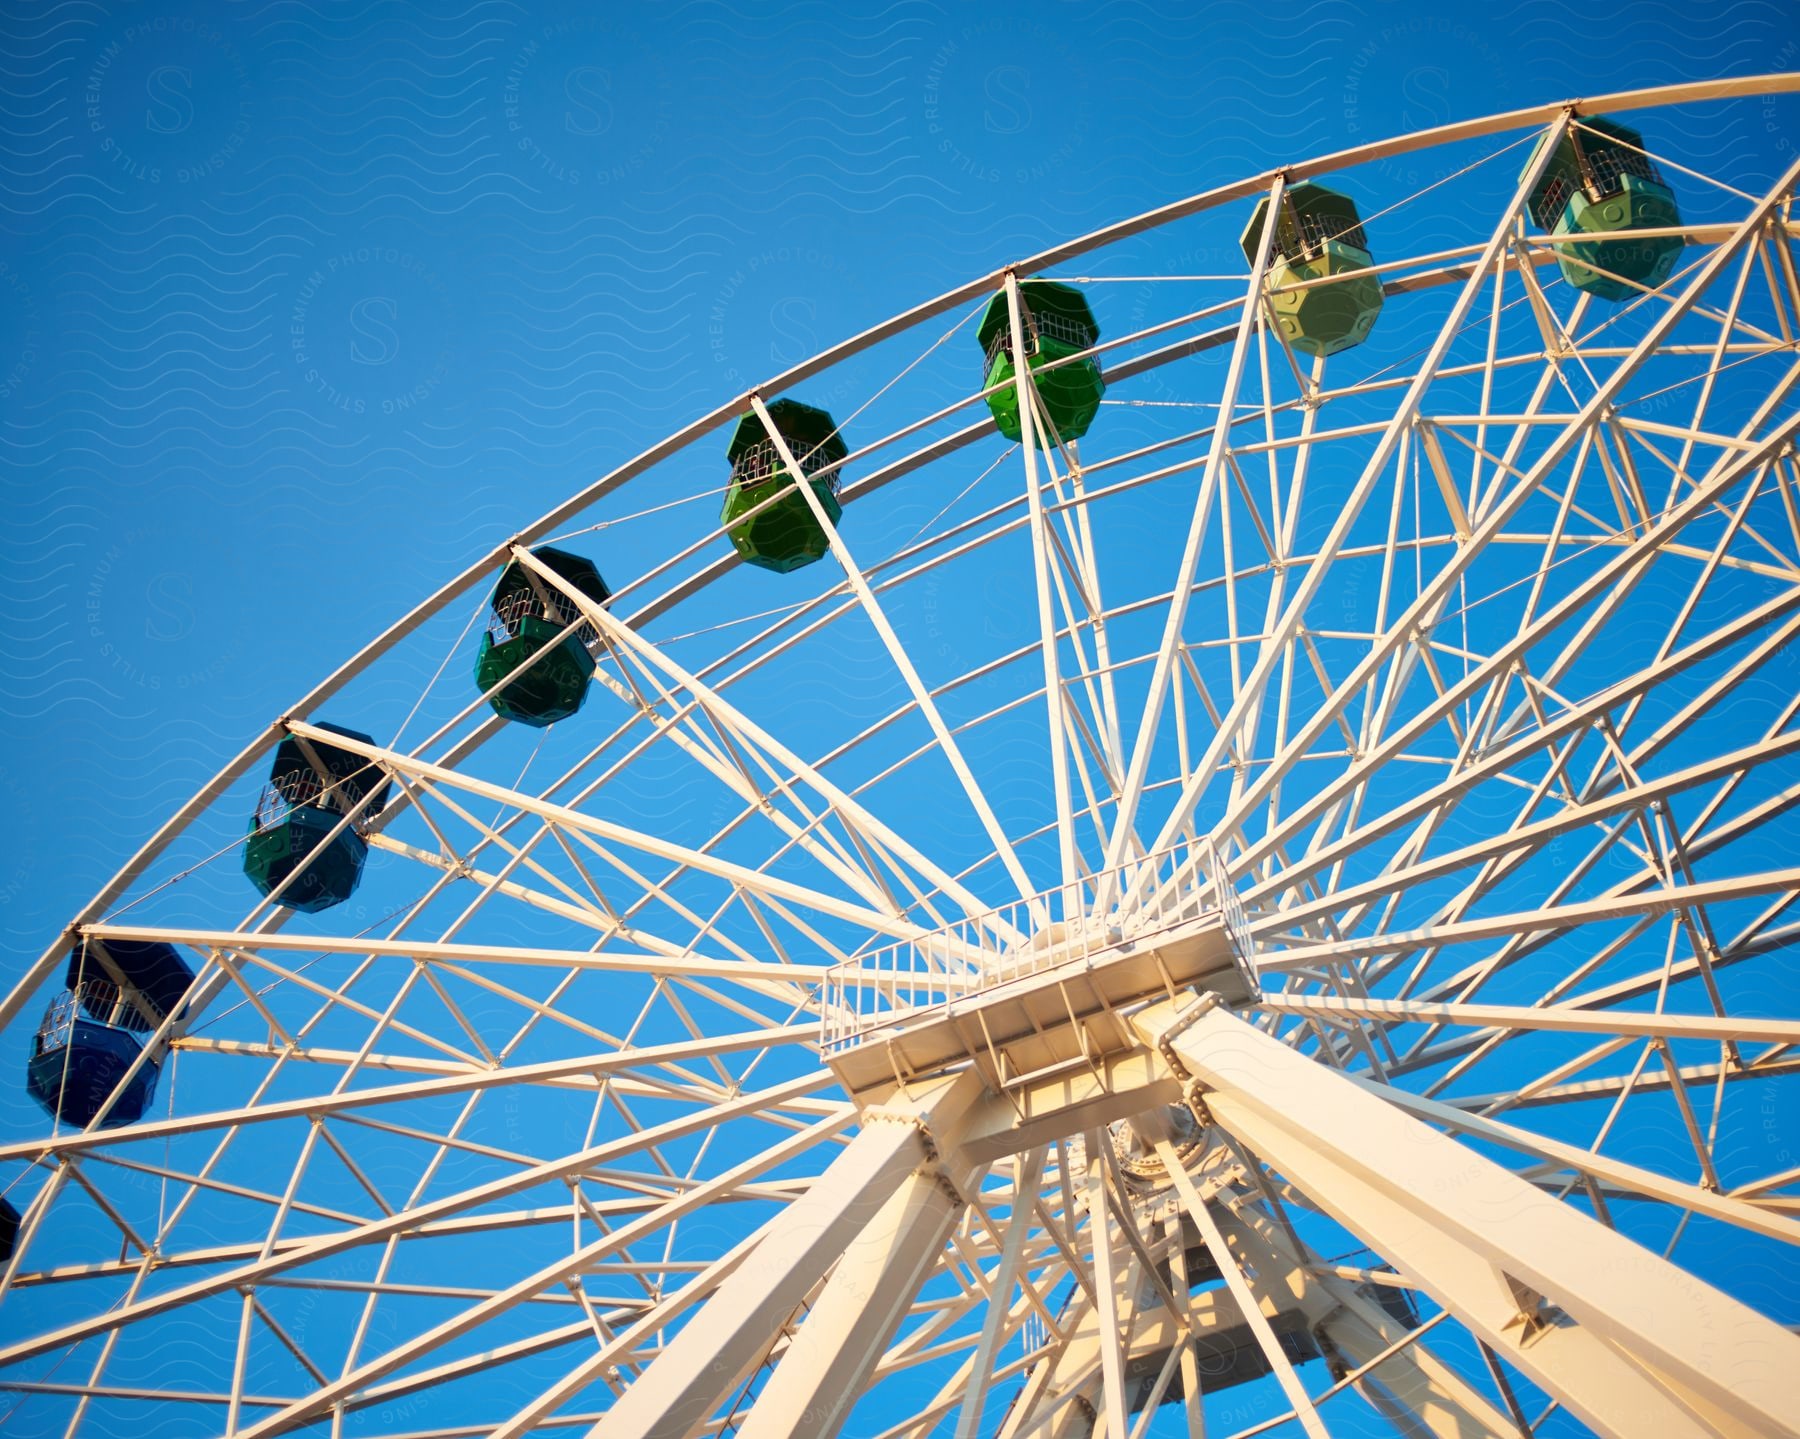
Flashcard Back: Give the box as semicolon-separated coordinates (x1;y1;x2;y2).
1154;990;1225;1079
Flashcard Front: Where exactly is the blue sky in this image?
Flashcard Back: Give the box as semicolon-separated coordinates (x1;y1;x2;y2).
3;2;1800;1435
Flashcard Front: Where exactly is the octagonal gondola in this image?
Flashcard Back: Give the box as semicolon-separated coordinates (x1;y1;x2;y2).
975;280;1105;446
244;722;391;913
1526;117;1684;301
475;546;611;726
1241;182;1384;358
25;990;160;1130
721;399;847;573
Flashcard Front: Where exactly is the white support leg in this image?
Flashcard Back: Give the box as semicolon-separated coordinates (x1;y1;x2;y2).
1134;998;1800;1439
593;1070;981;1439
735;1158;975;1439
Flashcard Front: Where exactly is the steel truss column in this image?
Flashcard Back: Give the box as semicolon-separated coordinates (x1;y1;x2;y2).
593;1070;982;1439
734;1152;977;1438
1134;998;1800;1439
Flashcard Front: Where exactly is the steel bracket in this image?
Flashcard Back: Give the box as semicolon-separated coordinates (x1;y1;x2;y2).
1155;990;1223;1080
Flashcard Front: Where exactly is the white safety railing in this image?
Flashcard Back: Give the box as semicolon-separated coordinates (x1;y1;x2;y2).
1199;839;1251;960
821;837;1244;1053
1198;836;1260;999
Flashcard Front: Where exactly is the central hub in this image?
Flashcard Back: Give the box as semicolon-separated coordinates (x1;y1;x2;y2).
1113;1103;1207;1193
823;904;1246;1108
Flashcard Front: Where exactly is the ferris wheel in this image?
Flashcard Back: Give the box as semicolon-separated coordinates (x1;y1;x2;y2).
4;74;1800;1439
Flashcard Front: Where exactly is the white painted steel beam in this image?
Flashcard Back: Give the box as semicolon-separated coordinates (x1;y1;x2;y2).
735;1156;974;1438
233;1113;853;1439
1175;160;1800;909
1257;993;1800;1046
488;1232;766;1438
282;720;924;939
1086;1132;1132;1439
1262;732;1800;936
82;922;835;984
593;1070;982;1439
1346;1073;1799;1245
1159;1211;1206;1439
513;546;1003;930
1236;578;1800;915
1445;1050;1800;1113
1157;1142;1330;1439
1135;998;1800;1439
1101;173;1288;884
1240;366;1800;935
1006;272;1079;889
1255;866;1800;969
1129;114;1582;885
0;1024;815;1164
955;1149;1047;1439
